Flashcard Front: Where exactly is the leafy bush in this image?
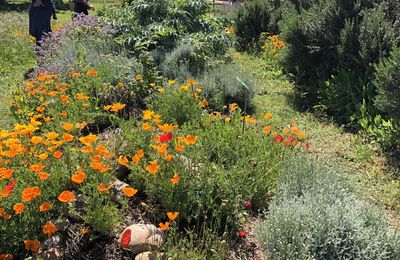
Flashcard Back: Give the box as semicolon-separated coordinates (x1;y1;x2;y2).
374;47;400;120
279;0;400;112
199;62;256;113
103;0;232;58
235;0;277;50
319;70;373;125
118;86;309;239
102;0;233;83
150;81;202;125
358;47;400;162
257;157;400;259
159;44;206;80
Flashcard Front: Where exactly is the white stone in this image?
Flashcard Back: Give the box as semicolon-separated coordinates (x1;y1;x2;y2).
119;224;165;254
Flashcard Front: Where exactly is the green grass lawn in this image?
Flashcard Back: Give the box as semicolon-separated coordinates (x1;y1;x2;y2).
236;53;400;227
0;12;35;129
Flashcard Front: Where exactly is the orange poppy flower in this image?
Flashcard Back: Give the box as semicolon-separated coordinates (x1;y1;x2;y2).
263;126;271;134
110;103;126;112
39;201;51;212
151;144;168;156
76;92;90;100
13;203;25;214
159;222;169;231
22;186;41;202
24;239;40;253
62;123;73;131
175;145;184;152
180;85;189;91
62;133;74;142
142;122;152;131
0;168;13;179
42;222;57;237
38;153;48;160
122;187;138;197
60;111;67;118
90;162;110;173
71;169;85;184
229;103;239;112
58;190;75;203
264;113;272;120
142;110;155;120
53;151;63;159
86;70;97;76
30;136;42;144
187;79;198;85
185;135;197;145
137;149;144;158
79;134;98;146
38;172;49;180
282;129;289;135
170;174;179;185
298;132;306;138
163;154;173;161
241;115;256;124
146;160;159;174
167;212;179;221
200;99;208;108
132;154;140;165
60;95;70;104
291;128;300;135
44;132;58;140
117;156;129;166
97;183;111;193
158;124;176;133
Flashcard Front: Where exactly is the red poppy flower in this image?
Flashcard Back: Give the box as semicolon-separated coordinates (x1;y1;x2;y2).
120;229;131;249
5;180;16;193
305;143;310;151
160;132;173;143
274;135;284;143
239;231;247;238
285;135;295;146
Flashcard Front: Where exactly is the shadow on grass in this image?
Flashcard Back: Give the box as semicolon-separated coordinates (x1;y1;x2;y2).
0;2;69;12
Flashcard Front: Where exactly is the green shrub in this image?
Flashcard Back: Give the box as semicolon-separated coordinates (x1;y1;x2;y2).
257;157;400;259
279;0;400;112
199;63;256;113
159;44;206;80
357;47;400;162
319;70;372;125
103;0;232;59
235;0;277;50
149;83;202;125
374;47;400;120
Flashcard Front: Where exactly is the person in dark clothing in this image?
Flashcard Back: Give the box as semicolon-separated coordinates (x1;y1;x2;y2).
28;0;57;45
73;0;93;15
